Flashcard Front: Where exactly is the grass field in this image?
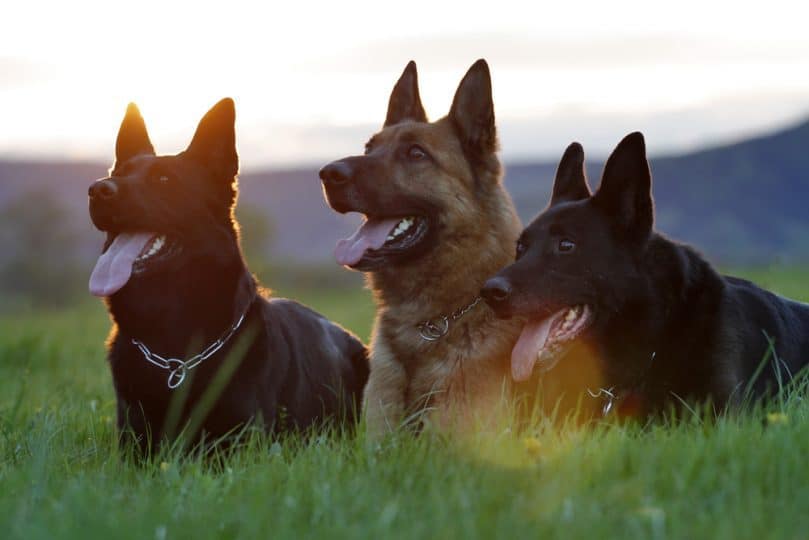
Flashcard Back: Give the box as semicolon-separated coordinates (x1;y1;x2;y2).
1;267;808;539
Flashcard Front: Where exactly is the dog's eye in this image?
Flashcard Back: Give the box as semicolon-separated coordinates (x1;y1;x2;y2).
557;239;576;253
407;145;427;161
515;241;527;260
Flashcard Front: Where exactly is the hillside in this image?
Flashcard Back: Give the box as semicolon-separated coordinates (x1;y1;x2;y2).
1;118;808;276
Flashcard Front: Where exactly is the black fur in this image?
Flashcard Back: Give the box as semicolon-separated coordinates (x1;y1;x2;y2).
484;133;809;418
89;100;368;455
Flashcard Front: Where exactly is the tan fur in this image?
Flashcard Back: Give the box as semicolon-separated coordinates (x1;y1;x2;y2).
361;116;524;437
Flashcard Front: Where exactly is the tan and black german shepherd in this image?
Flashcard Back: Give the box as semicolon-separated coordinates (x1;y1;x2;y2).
320;60;523;436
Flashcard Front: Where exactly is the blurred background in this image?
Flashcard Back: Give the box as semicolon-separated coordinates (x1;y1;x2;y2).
1;0;808;315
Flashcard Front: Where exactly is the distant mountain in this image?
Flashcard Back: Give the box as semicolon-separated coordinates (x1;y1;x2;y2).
1;118;808;272
508;118;809;264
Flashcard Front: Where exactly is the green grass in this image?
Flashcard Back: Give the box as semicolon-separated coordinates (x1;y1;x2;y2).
1;268;808;539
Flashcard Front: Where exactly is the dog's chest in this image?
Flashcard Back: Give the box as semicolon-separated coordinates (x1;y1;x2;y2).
388;316;519;420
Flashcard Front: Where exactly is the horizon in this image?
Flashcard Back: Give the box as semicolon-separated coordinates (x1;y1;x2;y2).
2;0;809;168
1;113;806;175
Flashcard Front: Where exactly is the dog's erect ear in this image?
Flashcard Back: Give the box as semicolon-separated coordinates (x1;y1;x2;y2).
384;61;428;127
449;59;497;160
550;142;590;206
186;98;239;179
115;103;155;167
593;132;653;237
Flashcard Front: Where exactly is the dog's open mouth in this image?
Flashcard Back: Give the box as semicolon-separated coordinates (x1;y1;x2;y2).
89;232;179;297
334;214;430;270
511;305;593;381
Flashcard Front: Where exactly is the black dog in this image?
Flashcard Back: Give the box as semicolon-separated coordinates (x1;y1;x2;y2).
482;133;809;418
88;99;368;454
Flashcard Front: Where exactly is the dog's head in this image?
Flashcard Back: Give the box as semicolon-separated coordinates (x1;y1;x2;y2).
481;133;654;381
319;59;505;272
88;99;240;297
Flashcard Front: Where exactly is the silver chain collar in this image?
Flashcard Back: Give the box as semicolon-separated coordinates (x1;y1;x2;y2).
587;351;655;417
416;297;483;342
131;307;250;390
587;387;618;417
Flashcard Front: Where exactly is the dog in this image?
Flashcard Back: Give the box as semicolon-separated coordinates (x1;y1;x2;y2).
88;99;368;455
482;133;809;419
319;60;523;436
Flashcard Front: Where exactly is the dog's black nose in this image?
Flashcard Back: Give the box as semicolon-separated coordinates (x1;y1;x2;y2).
319;161;353;187
481;276;512;305
89;179;119;200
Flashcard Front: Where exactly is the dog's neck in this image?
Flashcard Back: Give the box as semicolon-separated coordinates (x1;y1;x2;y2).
369;190;521;322
599;234;724;397
108;252;257;359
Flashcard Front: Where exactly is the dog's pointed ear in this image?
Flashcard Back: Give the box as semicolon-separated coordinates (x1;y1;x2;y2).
550;142;590;206
384;60;428;127
186;97;239;179
449;59;497;160
593;132;653;237
115;103;155;167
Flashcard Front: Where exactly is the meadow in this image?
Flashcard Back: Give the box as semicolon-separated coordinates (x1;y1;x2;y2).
1;267;808;539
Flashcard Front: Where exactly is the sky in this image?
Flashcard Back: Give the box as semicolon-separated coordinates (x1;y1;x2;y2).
1;0;808;169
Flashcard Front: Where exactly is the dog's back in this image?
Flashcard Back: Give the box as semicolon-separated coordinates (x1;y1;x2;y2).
260;298;368;427
720;276;809;399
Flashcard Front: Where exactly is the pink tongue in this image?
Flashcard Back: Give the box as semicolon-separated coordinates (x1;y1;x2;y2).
334;218;400;267
89;232;154;297
511;310;565;382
